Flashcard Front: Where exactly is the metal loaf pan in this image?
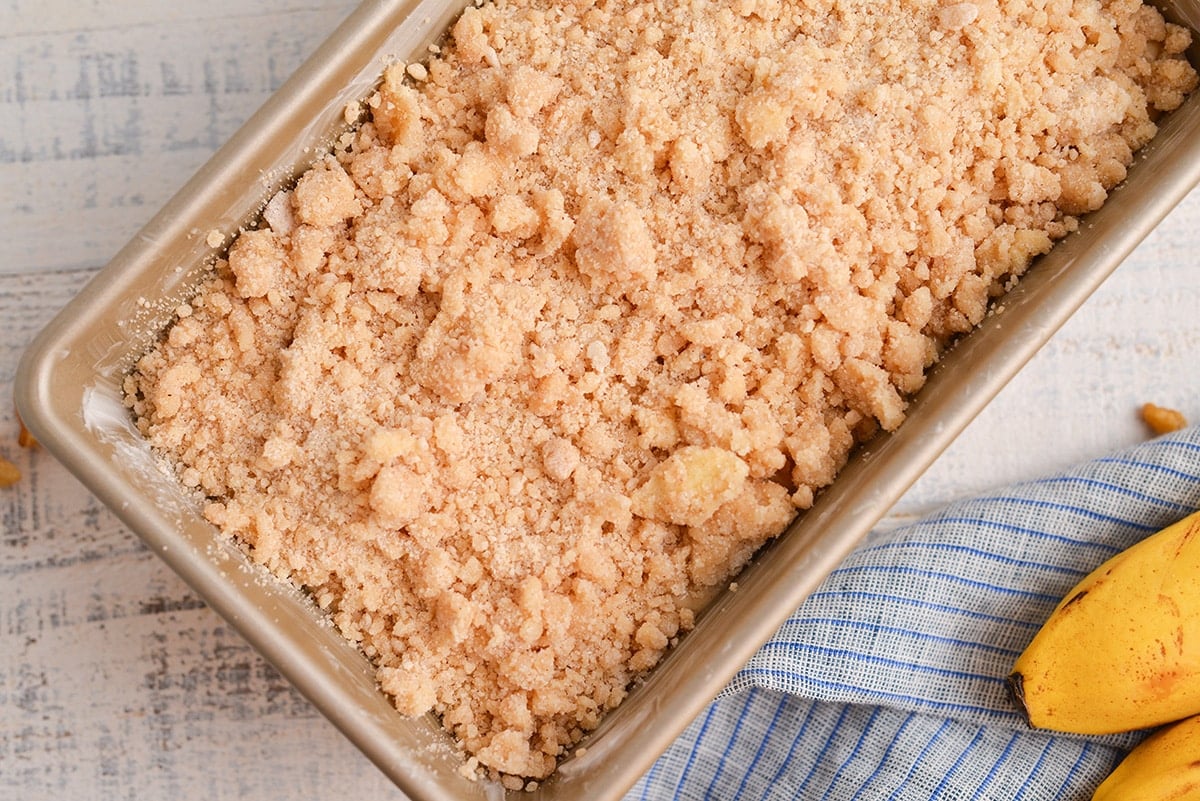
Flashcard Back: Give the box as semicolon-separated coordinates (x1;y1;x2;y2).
15;0;1200;798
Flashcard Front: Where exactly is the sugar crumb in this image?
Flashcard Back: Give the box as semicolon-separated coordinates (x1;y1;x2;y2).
0;456;19;488
1141;402;1188;435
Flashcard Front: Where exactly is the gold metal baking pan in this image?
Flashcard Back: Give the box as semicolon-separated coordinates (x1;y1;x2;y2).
15;0;1200;797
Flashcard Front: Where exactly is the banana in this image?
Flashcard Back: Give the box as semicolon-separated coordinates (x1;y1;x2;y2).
1007;509;1200;734
1092;714;1200;800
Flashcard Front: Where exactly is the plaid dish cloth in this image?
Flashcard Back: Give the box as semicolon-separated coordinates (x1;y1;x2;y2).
627;425;1200;800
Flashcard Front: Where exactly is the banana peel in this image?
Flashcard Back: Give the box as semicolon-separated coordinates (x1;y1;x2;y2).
1092;713;1200;800
1008;509;1200;735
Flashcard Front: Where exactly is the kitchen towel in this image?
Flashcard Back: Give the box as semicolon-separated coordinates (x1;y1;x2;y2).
627;424;1200;800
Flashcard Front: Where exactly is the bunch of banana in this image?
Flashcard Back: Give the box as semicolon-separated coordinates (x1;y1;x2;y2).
1007;509;1200;798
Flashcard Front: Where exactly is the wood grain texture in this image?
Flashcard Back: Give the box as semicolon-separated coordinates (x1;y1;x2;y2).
2;1;1199;798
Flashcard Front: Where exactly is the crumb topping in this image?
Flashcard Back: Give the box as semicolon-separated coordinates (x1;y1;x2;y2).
127;0;1196;782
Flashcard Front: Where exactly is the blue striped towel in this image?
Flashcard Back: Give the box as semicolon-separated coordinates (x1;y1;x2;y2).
628;425;1200;800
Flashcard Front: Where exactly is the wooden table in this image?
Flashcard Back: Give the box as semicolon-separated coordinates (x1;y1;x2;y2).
3;2;1198;798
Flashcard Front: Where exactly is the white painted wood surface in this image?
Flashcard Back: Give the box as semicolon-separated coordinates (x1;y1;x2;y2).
2;2;1198;798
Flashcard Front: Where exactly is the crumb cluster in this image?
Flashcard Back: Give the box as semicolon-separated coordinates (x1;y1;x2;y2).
1;413;37;488
0;457;19;488
128;0;1196;783
1141;402;1189;434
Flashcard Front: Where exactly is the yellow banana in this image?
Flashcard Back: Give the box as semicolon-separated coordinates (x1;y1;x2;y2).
1092;714;1200;800
1007;509;1200;734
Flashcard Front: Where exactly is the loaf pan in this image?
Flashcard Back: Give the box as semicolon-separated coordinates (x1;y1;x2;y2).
15;0;1200;797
